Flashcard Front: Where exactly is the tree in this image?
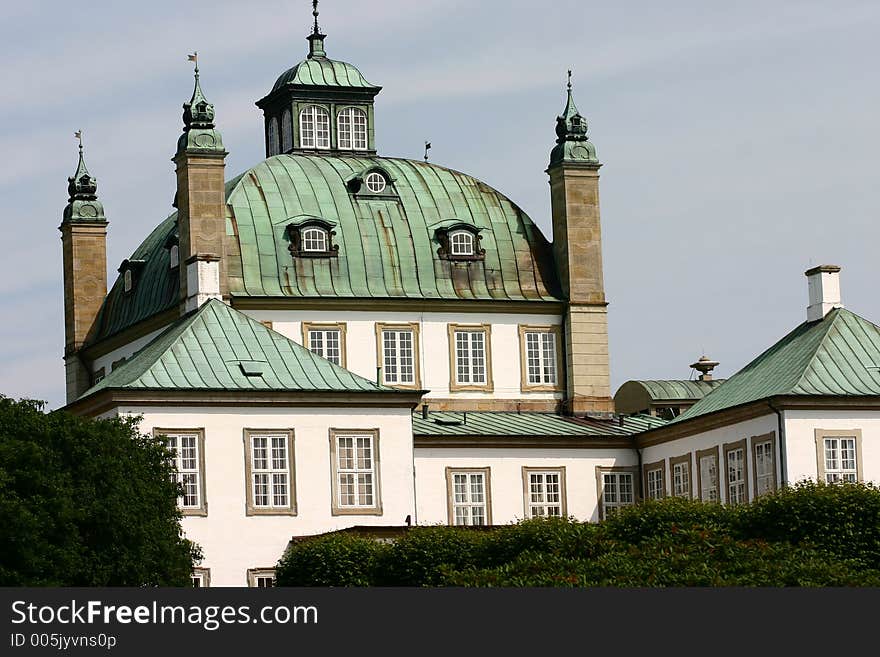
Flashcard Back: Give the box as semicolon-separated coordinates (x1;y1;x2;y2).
0;396;200;586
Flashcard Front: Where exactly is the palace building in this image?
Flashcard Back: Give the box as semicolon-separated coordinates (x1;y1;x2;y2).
59;5;880;586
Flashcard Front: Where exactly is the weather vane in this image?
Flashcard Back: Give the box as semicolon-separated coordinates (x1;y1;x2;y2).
74;130;83;151
312;0;320;34
187;51;199;74
424;141;431;162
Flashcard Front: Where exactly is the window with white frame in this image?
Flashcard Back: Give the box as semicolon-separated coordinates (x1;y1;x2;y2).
163;432;203;512
725;442;747;506
123;269;133;293
449;230;475;256
525;469;564;518
365;171;386;193
301;226;329;253
337;107;368;150
281;108;292;152
307;327;342;365
823;436;857;483
754;439;775;496
247;569;276;588
523;329;558;386
600;470;635;518
699;452;718;502
672;459;690;498
380;327;416;385
248;433;291;510
268;116;279;155
169;244;179;269
646;466;664;500
191;569;210;587
334;434;377;509
453;327;489;386
449;470;489;526
299;105;330;149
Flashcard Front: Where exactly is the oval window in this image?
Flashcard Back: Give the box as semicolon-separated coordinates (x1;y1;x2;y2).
365;172;386;193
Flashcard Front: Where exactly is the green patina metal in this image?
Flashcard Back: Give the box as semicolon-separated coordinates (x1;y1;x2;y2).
177;63;225;154
673;307;880;423
83;298;396;398
270;54;378;92
413;411;666;438
549;73;599;167
622;379;726;402
62;145;106;224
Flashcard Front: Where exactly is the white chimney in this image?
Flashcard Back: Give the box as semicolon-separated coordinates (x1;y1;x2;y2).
805;265;842;322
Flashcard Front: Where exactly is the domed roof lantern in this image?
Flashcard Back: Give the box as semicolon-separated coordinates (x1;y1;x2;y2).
182;53;216;131
63;131;106;225
307;0;327;58
549;71;599;167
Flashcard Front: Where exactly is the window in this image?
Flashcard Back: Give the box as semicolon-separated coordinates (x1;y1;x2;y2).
156;429;206;516
449;230;475;256
123;269;133;292
643;460;665;500
302;322;346;367
597;467;637;519
519;325;561;390
93;367;106;385
816;429;862;483
191;568;210;587
724;439;748;506
301;227;329;253
670;453;692;498
696;446;719;503
337;107;368;150
244;430;295;516
268;116;279;155
247;568;276;588
365;171;386;193
448;324;493;391
523;467;566;518
299;105;330;149
280;108;292;152
330;429;382;515
446;467;491;526
376;323;420;388
751;432;776;497
169;244;179;269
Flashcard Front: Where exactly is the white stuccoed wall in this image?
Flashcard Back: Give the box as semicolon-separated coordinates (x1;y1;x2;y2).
242;309;563;401
414;447;637;524
114;405;415;586
91;328;165;377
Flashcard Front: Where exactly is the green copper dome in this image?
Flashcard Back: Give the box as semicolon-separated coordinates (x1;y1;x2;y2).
271;56;378;91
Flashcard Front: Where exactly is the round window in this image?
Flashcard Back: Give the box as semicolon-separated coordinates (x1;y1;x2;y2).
365;172;386;193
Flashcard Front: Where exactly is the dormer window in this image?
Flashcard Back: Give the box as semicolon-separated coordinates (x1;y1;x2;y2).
268;117;279;156
287;216;338;258
281;109;293;152
338;107;368;151
123;269;133;293
169;244;180;269
299;105;330;149
118;258;146;294
449;230;475;256
365;172;386;193
435;223;485;261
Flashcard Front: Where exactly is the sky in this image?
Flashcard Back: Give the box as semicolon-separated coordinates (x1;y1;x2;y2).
1;0;878;410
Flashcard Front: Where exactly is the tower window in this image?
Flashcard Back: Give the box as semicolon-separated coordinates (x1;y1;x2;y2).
365;172;386;193
281;108;293;152
449;230;475;256
268;116;279;156
337;107;368;151
299;105;330;149
169;244;179;269
301;227;329;253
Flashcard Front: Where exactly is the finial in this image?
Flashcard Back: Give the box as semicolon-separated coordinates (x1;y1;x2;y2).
187;51;199;75
74;129;83;153
424;141;431;162
567;69;572;92
67;131;98;202
182;51;215;131
312;0;320;35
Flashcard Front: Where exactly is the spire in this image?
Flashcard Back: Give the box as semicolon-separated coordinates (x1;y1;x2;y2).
549;70;599;167
177;53;224;153
307;0;327;58
63;131;105;224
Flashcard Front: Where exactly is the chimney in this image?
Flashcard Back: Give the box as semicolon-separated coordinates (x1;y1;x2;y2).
690;355;719;382
805;265;842;322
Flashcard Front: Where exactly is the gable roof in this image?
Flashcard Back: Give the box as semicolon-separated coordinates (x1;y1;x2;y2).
672;307;880;423
81;299;401;398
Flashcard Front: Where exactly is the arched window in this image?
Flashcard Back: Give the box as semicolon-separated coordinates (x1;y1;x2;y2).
268;117;279;155
169;244;179;269
365;172;386;193
299;105;330;149
337;107;368;151
281;108;292;152
449;230;475;256
123;269;133;293
301;227;329;253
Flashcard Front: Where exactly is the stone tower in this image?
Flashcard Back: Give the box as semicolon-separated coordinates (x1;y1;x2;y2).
547;75;613;414
59;141;108;403
174;58;228;313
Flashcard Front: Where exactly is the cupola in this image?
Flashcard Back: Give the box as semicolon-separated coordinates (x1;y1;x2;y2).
549;71;599;167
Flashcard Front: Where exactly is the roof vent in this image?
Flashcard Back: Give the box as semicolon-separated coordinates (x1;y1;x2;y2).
690;355;719;381
238;361;265;377
805;265;843;322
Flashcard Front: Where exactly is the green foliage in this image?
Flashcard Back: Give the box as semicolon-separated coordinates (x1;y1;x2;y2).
0;396;199;586
276;533;384;586
275;482;880;587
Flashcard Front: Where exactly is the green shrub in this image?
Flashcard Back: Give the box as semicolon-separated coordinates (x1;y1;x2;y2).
276;533;385;586
597;496;735;543
477;516;602;566
376;526;490;586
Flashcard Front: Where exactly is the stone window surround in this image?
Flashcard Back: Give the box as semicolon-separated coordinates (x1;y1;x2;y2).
518;324;563;393
301;321;348;368
447;323;494;393
521;466;567;518
669;452;693;499
375;322;422;390
595;465;640;521
723;438;749;506
242;428;297;517
191;567;211;587
153;427;208;517
329;428;383;517
695;445;720;503
815;428;864;482
445;466;493;526
642;458;666;500
750;431;777;497
247;568;277;588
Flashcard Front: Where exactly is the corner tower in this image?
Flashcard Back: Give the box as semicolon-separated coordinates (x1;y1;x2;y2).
547;73;613;414
174;55;227;313
60;137;108;402
256;1;382;156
